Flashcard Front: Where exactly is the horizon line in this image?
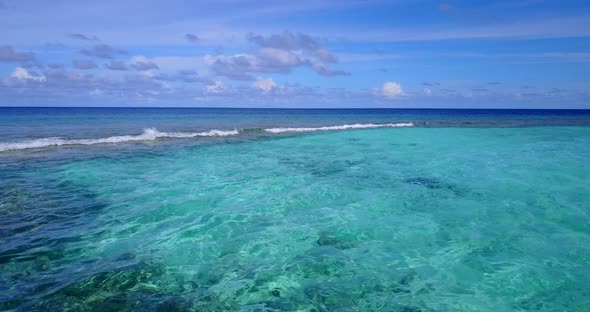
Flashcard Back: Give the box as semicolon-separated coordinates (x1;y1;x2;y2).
1;106;590;111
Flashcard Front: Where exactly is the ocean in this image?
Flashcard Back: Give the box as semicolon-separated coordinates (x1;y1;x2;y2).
1;107;590;311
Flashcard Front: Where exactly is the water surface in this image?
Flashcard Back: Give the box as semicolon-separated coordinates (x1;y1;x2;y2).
1;108;589;311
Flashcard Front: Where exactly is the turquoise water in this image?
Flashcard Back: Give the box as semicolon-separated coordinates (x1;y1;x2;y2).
1;109;590;311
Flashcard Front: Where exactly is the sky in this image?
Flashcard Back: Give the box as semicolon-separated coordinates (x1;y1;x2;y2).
1;0;589;108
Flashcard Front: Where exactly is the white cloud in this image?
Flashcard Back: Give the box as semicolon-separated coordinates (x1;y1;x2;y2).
424;87;432;95
10;67;46;82
206;80;223;93
258;48;301;67
200;32;348;79
253;77;276;93
382;81;403;98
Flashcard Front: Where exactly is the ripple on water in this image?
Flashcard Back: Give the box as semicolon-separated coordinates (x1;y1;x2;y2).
1;126;590;310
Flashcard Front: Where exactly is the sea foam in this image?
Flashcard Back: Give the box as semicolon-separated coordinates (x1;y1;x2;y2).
263;122;414;133
0;123;414;152
0;128;239;152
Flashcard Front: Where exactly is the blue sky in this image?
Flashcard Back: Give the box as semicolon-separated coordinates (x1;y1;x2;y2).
1;0;589;108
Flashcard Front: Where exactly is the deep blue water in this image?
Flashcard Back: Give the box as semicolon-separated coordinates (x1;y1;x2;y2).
1;107;589;142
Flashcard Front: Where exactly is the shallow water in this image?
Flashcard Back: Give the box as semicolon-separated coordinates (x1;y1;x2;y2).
1;109;590;311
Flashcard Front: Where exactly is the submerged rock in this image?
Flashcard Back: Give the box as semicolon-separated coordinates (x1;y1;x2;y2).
404;177;446;189
35;261;168;310
403;176;466;195
304;283;359;311
399;272;416;286
344;160;364;167
259;299;296;311
286;248;348;278
316;233;355;250
115;251;136;261
270;288;281;297
35;279;208;311
399;306;423;312
279;157;364;177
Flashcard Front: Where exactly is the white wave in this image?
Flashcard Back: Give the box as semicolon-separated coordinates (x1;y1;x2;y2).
263;123;414;133
0;123;415;152
0;128;239;152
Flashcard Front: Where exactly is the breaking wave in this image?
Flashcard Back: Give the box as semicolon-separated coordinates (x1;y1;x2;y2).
0;128;239;152
0;123;414;152
263;122;414;133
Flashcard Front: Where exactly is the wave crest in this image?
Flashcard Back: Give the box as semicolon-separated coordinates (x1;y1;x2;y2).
263;123;414;133
0;128;239;152
0;123;414;152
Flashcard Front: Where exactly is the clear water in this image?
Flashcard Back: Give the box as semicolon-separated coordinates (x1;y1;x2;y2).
1;108;590;311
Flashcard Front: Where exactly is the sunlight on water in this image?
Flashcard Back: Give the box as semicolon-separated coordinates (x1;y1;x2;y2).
1;126;590;311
